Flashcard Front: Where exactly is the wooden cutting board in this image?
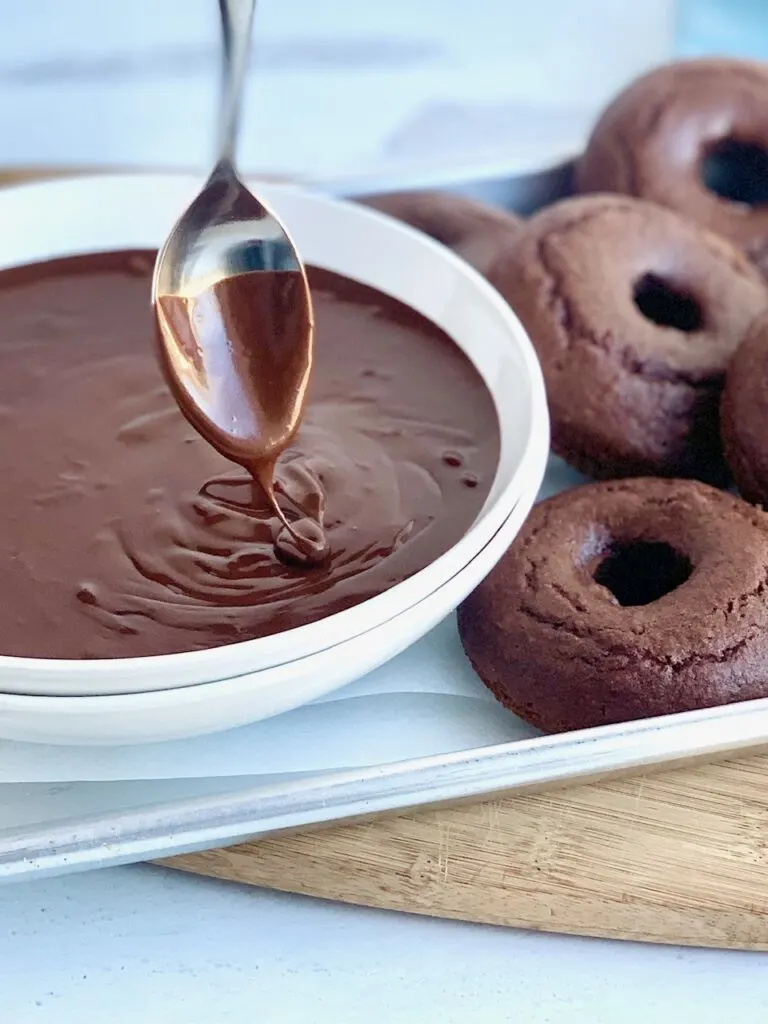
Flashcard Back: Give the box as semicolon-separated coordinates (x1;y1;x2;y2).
164;753;768;950
6;167;768;950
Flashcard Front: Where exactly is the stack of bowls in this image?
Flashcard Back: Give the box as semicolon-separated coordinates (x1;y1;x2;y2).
0;174;549;745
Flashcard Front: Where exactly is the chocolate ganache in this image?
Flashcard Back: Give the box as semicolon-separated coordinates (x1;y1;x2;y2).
0;251;499;658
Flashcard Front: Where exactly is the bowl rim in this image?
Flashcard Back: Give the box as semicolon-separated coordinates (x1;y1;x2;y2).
0;434;548;747
10;383;549;701
0;172;548;691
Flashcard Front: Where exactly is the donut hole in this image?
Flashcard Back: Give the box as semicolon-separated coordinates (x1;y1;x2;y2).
593;541;693;607
632;274;703;332
701;138;768;206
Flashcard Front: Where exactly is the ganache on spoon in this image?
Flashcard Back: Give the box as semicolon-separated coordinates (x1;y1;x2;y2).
152;0;327;567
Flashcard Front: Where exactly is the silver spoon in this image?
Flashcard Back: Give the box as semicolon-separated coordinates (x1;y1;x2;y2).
152;0;325;564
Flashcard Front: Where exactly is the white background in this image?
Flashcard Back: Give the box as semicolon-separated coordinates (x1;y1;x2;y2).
2;865;768;1024
2;0;673;184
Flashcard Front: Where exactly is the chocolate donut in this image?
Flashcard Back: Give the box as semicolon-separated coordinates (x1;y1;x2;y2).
721;310;768;505
576;59;768;277
457;477;768;733
359;190;522;277
487;194;767;482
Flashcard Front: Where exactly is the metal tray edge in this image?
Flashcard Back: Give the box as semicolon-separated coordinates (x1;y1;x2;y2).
3;694;768;882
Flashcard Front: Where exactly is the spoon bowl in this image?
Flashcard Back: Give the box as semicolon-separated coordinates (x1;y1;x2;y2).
152;167;314;469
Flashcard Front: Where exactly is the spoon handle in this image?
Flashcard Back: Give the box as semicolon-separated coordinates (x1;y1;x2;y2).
216;0;258;170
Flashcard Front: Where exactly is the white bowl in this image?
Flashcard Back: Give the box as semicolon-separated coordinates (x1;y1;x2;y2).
0;173;548;697
0;420;548;745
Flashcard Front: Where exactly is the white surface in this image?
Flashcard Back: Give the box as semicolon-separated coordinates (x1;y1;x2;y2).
1;864;767;1024
0;173;547;703
0;0;674;189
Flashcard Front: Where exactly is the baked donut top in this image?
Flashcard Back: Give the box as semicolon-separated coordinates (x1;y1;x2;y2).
476;477;768;669
487;194;767;479
359;190;522;276
576;58;768;271
721;309;768;505
491;193;765;382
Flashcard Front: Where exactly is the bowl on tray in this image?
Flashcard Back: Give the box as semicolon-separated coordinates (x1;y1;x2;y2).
0;173;548;739
0;432;547;745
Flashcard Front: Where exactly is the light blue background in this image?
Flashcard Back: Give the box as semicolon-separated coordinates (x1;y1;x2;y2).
679;0;768;58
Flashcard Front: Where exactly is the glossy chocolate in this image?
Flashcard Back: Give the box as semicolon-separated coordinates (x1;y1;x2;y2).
156;270;326;564
0;252;499;659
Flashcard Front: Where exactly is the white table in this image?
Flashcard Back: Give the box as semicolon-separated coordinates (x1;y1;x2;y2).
1;865;766;1023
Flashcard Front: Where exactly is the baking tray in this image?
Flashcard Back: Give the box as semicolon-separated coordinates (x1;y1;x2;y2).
4;692;768;881
3;162;768;883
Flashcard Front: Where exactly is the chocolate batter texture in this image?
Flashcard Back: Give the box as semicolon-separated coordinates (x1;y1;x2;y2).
576;58;768;277
721;310;768;505
0;251;498;659
487;194;767;482
457;477;768;733
359;190;523;277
